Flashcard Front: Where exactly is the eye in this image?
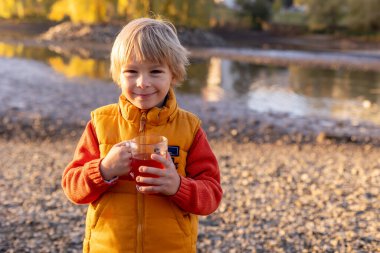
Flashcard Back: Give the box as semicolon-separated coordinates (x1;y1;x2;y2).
151;69;164;74
123;69;137;74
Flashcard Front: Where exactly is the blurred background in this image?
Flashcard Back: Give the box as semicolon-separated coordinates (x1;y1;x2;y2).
0;0;379;127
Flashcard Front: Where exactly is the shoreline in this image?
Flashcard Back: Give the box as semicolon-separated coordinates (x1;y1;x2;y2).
2;19;380;50
1;20;380;71
1;55;380;146
2;94;380;146
0;39;379;147
1;138;379;252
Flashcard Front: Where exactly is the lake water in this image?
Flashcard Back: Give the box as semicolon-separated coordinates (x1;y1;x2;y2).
1;41;380;125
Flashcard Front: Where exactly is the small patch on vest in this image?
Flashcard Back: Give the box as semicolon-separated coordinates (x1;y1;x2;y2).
168;146;179;157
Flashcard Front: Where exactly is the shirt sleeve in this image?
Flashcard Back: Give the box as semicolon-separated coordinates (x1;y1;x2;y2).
169;128;223;215
61;121;116;204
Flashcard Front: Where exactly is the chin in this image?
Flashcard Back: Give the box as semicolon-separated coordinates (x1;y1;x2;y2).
137;103;153;110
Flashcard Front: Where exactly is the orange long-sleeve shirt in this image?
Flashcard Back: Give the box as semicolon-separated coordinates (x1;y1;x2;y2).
62;121;222;215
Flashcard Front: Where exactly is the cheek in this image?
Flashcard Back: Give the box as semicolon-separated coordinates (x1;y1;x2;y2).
119;82;130;97
160;76;174;88
120;77;132;89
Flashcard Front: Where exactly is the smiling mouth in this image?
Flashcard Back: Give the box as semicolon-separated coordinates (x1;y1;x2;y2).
134;92;156;97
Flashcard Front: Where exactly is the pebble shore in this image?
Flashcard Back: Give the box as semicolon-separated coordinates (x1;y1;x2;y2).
1;137;380;252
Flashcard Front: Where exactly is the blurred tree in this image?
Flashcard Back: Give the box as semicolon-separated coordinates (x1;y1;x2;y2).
116;0;126;16
235;0;273;30
210;2;247;28
0;0;18;18
344;0;380;33
40;0;57;13
48;0;111;24
0;0;49;19
47;0;213;27
188;0;214;28
170;0;216;29
119;0;213;28
0;0;213;28
300;0;345;32
117;0;151;19
272;0;293;12
272;0;283;13
282;0;293;8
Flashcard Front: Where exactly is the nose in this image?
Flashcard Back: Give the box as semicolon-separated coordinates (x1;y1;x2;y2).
136;73;151;88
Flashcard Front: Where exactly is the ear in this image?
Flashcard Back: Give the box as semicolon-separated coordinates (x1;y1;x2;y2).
171;78;177;86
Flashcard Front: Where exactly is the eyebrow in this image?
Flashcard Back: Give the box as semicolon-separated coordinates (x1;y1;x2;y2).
122;64;165;69
151;64;165;68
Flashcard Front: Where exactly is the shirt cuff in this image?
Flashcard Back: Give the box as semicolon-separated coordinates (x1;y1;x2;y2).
169;176;192;204
103;176;119;184
85;158;118;186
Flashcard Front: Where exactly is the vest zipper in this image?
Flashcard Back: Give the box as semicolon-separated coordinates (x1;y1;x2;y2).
137;109;147;253
139;110;147;133
136;192;144;253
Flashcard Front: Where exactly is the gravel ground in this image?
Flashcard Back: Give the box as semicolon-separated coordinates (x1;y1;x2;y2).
1;137;380;252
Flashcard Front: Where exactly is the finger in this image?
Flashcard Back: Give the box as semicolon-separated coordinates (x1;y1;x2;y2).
137;185;159;194
151;154;172;168
114;140;131;147
136;176;161;185
139;166;165;177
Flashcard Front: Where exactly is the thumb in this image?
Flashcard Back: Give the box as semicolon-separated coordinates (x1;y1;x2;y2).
114;140;131;148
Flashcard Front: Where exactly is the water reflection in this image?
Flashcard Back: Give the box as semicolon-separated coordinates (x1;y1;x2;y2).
0;42;110;80
0;42;56;60
289;66;380;103
202;57;224;102
1;42;380;124
48;56;109;79
182;56;380;124
179;58;208;94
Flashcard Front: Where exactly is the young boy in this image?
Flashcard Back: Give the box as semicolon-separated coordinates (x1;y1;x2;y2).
62;17;223;253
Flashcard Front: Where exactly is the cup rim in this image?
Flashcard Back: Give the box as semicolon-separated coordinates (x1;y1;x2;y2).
131;135;168;145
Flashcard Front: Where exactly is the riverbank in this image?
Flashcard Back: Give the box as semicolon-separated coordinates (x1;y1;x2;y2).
1;138;379;252
2;19;380;51
1;20;380;145
1;20;380;70
1;56;380;146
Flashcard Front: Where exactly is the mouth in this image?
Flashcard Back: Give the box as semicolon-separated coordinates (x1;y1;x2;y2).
134;92;156;98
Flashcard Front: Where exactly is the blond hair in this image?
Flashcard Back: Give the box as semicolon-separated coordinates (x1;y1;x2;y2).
110;17;189;85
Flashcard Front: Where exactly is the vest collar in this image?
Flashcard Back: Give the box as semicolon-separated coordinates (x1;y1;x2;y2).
118;88;178;126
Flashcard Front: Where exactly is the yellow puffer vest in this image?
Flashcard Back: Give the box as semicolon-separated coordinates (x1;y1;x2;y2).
83;89;201;253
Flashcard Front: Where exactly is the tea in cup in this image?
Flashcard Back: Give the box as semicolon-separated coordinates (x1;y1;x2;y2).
129;135;167;186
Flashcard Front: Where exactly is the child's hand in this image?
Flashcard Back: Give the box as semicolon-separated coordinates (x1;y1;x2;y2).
136;153;180;195
100;141;132;180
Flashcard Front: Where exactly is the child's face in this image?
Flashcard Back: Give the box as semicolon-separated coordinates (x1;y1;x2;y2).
120;60;175;110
